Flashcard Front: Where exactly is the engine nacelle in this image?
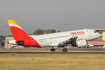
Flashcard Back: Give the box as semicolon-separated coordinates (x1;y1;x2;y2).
76;40;87;47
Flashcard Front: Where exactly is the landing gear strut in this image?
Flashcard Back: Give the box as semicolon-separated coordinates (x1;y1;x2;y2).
50;47;56;52
62;48;68;53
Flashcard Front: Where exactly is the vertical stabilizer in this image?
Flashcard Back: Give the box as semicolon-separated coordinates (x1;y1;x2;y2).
7;19;29;41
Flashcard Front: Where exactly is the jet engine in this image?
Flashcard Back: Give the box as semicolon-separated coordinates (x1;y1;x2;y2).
72;40;87;47
76;40;87;47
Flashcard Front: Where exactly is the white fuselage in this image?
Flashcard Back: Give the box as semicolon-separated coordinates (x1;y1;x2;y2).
7;19;101;48
30;29;100;47
9;29;100;47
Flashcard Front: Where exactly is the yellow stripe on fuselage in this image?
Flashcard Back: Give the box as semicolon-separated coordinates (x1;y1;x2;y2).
7;19;20;27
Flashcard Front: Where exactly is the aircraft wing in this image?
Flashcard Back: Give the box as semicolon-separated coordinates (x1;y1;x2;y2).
49;36;78;47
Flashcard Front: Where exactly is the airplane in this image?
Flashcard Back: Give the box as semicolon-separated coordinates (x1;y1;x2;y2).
7;19;100;52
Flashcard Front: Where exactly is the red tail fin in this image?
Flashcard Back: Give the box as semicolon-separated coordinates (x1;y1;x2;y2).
7;19;29;41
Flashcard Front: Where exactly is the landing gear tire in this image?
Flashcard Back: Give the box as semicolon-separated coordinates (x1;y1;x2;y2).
62;48;68;53
51;49;55;52
51;47;56;52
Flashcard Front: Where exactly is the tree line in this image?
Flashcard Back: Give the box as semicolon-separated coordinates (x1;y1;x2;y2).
33;29;60;35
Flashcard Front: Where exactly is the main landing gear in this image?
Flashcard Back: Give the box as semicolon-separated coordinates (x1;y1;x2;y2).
62;48;68;53
50;47;56;52
50;47;68;53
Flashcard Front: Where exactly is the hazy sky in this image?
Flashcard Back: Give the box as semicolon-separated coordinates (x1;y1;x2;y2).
0;0;105;35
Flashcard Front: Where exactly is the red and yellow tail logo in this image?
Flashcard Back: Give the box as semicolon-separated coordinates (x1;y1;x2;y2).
7;19;40;47
7;19;29;41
